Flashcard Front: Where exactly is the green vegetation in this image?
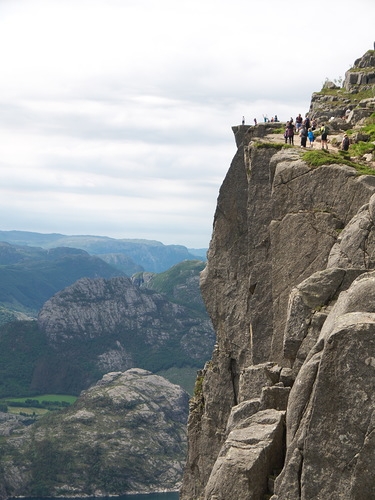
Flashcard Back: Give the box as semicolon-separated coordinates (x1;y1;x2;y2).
0;320;50;397
194;374;204;398
302;149;375;175
157;366;199;395
316;87;374;102
1;394;77;415
0;259;214;399
302;149;357;168
252;141;292;150
270;127;285;134
146;260;207;313
350;141;375;157
345;113;375;161
27;436;75;496
0;306;19;326
0;251;122;317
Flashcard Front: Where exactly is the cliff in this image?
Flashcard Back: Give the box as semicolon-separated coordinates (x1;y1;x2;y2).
181;50;375;499
0;369;188;498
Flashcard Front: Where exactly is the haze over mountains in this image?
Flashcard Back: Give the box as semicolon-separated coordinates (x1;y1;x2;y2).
0;230;207;273
0;231;213;398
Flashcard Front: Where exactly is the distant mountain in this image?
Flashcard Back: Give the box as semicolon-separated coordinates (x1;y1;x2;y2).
0;242;125;318
0;262;214;397
0;230;207;273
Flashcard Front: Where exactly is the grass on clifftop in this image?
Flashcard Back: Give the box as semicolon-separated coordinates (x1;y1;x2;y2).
315;87;375;102
252;141;293;150
302;149;375;175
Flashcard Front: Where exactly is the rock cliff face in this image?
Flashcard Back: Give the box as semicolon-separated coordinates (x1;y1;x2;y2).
181;50;375;500
0;369;188;498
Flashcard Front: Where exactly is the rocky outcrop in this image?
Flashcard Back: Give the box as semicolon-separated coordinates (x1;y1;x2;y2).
181;63;375;497
0;369;189;498
344;50;375;91
309;49;375;127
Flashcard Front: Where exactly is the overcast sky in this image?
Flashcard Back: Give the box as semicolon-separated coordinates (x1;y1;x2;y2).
0;0;374;248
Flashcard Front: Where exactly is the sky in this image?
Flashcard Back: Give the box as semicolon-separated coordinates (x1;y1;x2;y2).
0;0;374;249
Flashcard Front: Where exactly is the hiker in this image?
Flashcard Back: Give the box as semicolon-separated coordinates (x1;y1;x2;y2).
295;114;303;133
254;118;257;126
311;118;317;131
341;133;350;151
242;116;245;125
307;128;315;148
304;116;310;129
320;124;329;150
300;125;308;148
286;121;295;145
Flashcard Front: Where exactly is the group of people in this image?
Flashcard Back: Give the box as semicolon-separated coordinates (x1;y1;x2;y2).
284;114;350;151
241;115;278;126
242;113;350;152
284;114;318;147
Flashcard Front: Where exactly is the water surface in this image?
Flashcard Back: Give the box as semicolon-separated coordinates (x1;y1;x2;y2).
21;494;179;500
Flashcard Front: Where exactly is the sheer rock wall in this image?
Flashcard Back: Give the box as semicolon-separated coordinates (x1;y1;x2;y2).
181;123;375;499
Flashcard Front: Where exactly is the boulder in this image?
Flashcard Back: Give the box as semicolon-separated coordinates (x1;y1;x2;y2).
203;409;285;500
274;272;375;499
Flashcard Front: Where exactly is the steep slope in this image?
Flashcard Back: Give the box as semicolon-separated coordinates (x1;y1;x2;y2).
181;50;375;500
0;369;188;498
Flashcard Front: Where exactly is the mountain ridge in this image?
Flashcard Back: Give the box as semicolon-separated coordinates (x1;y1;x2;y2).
0;230;206;272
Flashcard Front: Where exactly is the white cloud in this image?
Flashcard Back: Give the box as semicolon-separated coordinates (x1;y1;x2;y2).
0;0;374;247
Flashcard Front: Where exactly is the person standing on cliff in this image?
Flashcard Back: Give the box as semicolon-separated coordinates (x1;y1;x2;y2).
341;133;350;151
320;123;329;149
286;121;295;145
300;125;308;148
295;113;303;133
308;128;315;147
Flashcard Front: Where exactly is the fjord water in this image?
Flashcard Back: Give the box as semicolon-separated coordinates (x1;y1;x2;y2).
21;494;179;500
118;494;179;500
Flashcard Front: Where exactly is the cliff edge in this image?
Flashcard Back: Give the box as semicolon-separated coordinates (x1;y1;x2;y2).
181;49;375;499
